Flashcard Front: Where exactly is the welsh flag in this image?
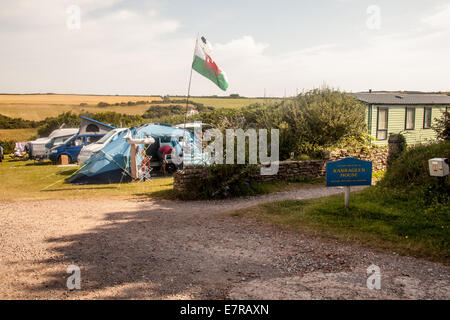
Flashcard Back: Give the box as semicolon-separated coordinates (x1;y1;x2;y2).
192;36;228;91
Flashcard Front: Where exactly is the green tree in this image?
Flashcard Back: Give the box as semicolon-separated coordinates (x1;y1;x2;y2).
255;88;367;159
433;111;450;141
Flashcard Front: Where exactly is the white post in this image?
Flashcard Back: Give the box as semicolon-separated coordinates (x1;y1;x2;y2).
344;186;350;208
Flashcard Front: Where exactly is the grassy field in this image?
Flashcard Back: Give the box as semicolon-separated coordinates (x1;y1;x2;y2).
0;94;162;105
0;128;38;141
190;97;282;109
0;94;162;121
0;94;280;121
230;187;449;263
0;103;202;121
0;156;175;201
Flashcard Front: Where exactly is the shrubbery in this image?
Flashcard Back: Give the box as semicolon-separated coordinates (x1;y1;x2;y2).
176;164;263;200
0;114;41;129
0;140;15;154
255;88;367;159
37;112;80;136
378;141;450;210
379;141;450;189
37;111;145;137
197;88;368;160
433;111;450;141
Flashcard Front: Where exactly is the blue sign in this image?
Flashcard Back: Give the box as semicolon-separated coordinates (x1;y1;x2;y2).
326;157;372;187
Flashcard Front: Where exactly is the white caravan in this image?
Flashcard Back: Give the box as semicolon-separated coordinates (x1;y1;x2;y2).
28;128;79;160
78;128;127;165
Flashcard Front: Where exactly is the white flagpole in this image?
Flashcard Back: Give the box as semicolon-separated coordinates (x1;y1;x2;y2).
184;34;199;130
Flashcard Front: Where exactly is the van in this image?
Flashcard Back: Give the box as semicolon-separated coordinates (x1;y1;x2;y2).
49;133;105;164
28;128;78;160
78;128;127;165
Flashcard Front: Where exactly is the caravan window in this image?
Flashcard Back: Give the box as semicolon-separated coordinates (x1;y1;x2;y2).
405;108;415;130
423;107;432;129
376;107;388;140
53;137;67;145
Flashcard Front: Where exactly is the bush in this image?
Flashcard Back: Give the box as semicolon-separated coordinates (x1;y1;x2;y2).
37;112;80;137
433;111;450;141
0;114;41;129
97;102;110;107
0;140;15;154
254;87;368;159
379;141;450;189
36;111;146;137
143;105;186;119
387;133;407;167
177;164;262;200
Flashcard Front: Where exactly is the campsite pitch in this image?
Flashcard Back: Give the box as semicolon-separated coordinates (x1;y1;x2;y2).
0;157;174;201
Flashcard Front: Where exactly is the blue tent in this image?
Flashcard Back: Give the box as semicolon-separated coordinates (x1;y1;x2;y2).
67;123;201;184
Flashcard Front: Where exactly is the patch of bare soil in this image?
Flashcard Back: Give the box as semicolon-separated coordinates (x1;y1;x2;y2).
0;186;449;299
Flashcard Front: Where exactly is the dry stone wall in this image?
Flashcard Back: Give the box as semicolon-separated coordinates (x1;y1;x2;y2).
174;147;389;193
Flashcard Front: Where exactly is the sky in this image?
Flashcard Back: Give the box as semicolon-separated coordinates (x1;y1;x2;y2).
0;0;449;97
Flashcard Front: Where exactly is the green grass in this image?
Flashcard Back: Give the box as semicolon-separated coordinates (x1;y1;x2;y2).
251;177;326;195
231;186;450;263
0;156;175;201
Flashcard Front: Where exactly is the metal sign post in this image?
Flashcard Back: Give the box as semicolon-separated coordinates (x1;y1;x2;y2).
344;186;350;208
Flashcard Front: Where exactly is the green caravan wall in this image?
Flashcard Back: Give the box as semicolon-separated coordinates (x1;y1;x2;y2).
366;105;447;146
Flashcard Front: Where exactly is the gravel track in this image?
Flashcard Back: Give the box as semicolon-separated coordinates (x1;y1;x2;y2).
0;186;449;299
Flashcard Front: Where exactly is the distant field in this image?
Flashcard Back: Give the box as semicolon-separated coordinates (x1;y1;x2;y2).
0;94;281;121
0;102;195;121
0;94;162;121
0;128;37;141
0;94;162;105
190;97;281;109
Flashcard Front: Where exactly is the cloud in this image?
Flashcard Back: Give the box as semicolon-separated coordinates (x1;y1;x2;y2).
422;3;450;30
0;1;449;96
205;3;450;96
0;0;192;95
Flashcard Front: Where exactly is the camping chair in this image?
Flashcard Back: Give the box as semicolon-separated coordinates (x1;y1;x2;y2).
139;153;152;181
13;142;28;159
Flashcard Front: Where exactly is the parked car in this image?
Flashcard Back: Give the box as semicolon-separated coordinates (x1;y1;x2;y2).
28;128;78;160
49;134;104;163
78;128;127;165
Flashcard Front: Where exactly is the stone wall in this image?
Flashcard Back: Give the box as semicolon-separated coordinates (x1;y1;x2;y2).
173;147;389;193
325;147;388;172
